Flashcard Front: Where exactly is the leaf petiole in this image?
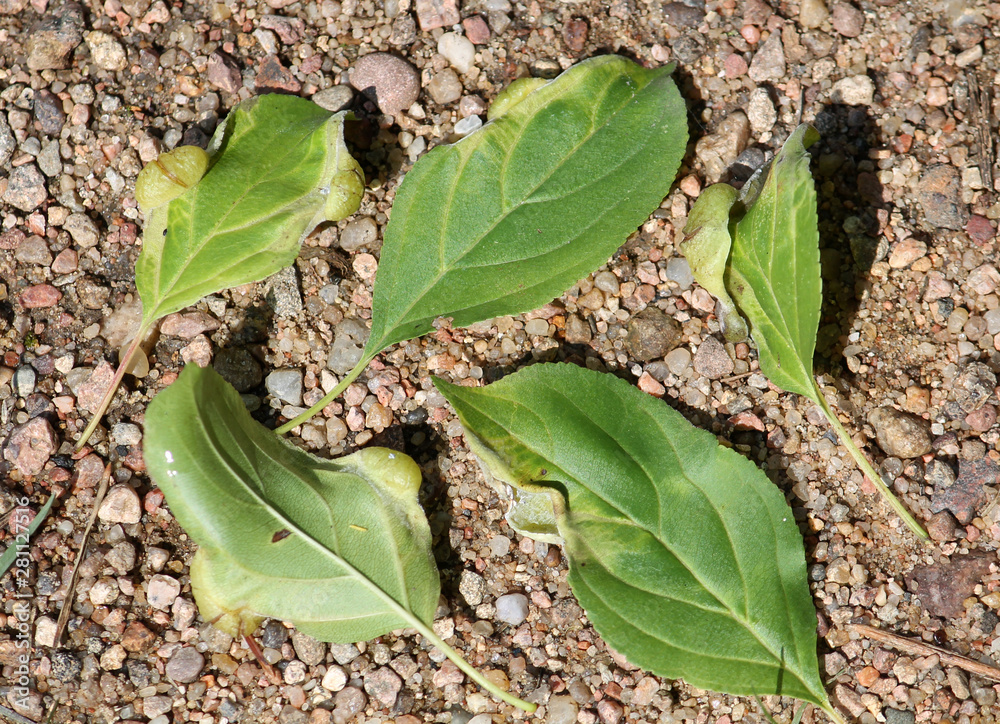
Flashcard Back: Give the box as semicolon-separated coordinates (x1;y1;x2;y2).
274;353;374;435
74;320;153;451
813;381;929;541
416;621;537;713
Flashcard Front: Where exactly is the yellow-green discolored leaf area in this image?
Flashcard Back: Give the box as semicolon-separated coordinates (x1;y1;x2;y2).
438;363;834;714
136;94;364;327
144;365;438;642
366;55;688;356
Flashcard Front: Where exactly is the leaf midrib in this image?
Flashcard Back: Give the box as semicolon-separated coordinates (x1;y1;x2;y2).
568;546;807;685
453;380;815;692
735;153;818;391
373;69;660;349
183;381;425;628
147;116;328;320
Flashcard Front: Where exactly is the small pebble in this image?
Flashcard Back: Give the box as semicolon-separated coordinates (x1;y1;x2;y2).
98;485;142;524
364;667;403;707
312;85;354;112
13;366;36;397
917;164;968;231
495;593;529;625
111;422;142;447
427;68;463;105
85;30;127;70
798;0;829;27
489;535;511;557
664;348;692;376
146;574;182;610
165;647;205;683
340;217;378;251
4;164;48;212
459;570;487;606
350;53;421;115
693;337;735;379
747;88;776;133
414;0;459;29
747;32;785;83
454;114;482;136
831;75;875;106
438;32;476;73
266;369;304;406
831;2;864;36
868;407;932;458
322;666;348;692
625;308;682;362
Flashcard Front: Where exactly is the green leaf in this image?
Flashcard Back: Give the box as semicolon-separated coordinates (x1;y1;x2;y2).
366;55;687;354
0;493;58;580
725;124;821;398
143;364;438;642
437;364;832;712
143;365;539;712
136;94;364;326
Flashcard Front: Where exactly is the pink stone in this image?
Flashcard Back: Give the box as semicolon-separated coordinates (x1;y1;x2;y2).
160;311;220;339
75;361;115;414
51;248;78;273
414;0;458;30
740;24;760;44
3;417;57;476
19;284;62;308
637;372;665;397
967;214;995;244
965;404;996;433
462;15;490;44
74;454;105;488
729;411;765;431
432;660;464;687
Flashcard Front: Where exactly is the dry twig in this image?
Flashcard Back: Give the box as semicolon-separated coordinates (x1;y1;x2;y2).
849;623;1000;683
967;71;994;202
53;464;112;645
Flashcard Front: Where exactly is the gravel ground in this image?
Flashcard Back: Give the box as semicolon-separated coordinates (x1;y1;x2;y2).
3;0;1000;722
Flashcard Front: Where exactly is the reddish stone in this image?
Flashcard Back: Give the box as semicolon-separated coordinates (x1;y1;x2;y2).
255;55;301;93
75;361;115;414
19;284;62;308
51;248;78;273
563;18;588;52
207;50;242;93
637;372;665;397
0;228;25;250
724;53;748;77
121;621;157;652
965;403;997;432
463;14;490;45
4;417;59;476
144;489;164;513
906;550;995;618
300;54;322;75
123;447;145;472
414;0;458;30
966;214;995;244
856;665;879;688
892;133;913;153
740;24;760;43
931;454;999;524
74;454;105;489
729;411;765;431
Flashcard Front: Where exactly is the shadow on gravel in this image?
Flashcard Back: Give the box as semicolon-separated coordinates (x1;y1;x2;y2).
807;102;889;378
